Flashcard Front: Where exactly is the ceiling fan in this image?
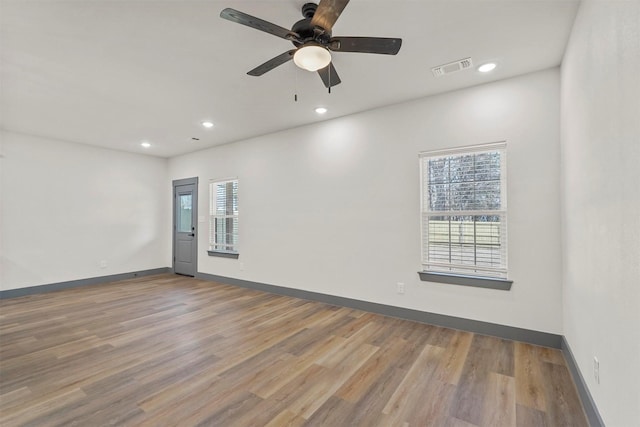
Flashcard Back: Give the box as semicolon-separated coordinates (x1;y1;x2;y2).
220;0;402;89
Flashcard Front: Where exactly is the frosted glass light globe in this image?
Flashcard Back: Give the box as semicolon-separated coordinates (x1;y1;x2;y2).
294;45;331;72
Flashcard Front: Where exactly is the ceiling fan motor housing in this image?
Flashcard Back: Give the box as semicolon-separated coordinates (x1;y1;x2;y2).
292;3;331;47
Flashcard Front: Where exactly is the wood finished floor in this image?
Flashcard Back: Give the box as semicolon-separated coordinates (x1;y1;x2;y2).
0;274;588;426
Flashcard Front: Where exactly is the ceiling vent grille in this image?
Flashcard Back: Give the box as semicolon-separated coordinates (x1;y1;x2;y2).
432;57;473;77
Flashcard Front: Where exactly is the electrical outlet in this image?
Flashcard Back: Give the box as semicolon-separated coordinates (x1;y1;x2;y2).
99;260;107;269
594;357;600;384
397;282;405;294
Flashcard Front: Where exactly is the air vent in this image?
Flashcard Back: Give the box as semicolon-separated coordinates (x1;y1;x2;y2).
432;57;473;77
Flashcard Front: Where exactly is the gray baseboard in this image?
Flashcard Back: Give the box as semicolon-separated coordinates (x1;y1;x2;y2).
561;337;605;427
195;272;563;349
0;268;171;299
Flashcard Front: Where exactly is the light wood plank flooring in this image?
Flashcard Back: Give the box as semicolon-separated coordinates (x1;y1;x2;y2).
0;274;588;426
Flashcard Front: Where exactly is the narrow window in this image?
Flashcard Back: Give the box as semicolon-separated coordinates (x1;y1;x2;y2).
420;143;507;280
209;179;239;254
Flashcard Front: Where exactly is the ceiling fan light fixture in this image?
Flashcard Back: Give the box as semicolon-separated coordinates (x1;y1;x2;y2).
219;5;401;87
293;44;331;72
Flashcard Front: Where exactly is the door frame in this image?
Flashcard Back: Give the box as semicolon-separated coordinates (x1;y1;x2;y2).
172;177;198;275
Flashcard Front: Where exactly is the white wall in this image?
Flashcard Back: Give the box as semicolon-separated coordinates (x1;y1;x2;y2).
0;131;170;290
170;68;563;334
561;1;640;425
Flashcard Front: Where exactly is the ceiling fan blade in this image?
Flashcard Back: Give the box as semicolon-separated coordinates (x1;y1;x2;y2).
220;8;299;41
329;37;402;55
247;50;296;76
310;0;350;32
317;62;342;88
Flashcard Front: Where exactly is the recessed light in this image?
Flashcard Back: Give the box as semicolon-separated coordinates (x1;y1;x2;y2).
478;63;497;73
315;107;327;114
140;141;151;148
202;121;214;128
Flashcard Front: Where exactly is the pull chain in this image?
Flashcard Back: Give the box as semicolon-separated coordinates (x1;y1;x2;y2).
294;65;299;102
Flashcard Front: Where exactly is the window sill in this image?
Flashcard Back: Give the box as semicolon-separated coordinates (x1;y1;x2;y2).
417;271;512;290
207;251;239;259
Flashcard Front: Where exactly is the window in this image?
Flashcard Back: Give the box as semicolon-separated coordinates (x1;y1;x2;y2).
420;143;508;281
209;179;238;255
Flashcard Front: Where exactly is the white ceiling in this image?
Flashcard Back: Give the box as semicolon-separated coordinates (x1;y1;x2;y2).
1;0;580;158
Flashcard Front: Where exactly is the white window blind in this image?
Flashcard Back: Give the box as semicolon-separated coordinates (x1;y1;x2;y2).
209;179;238;253
420;143;508;279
